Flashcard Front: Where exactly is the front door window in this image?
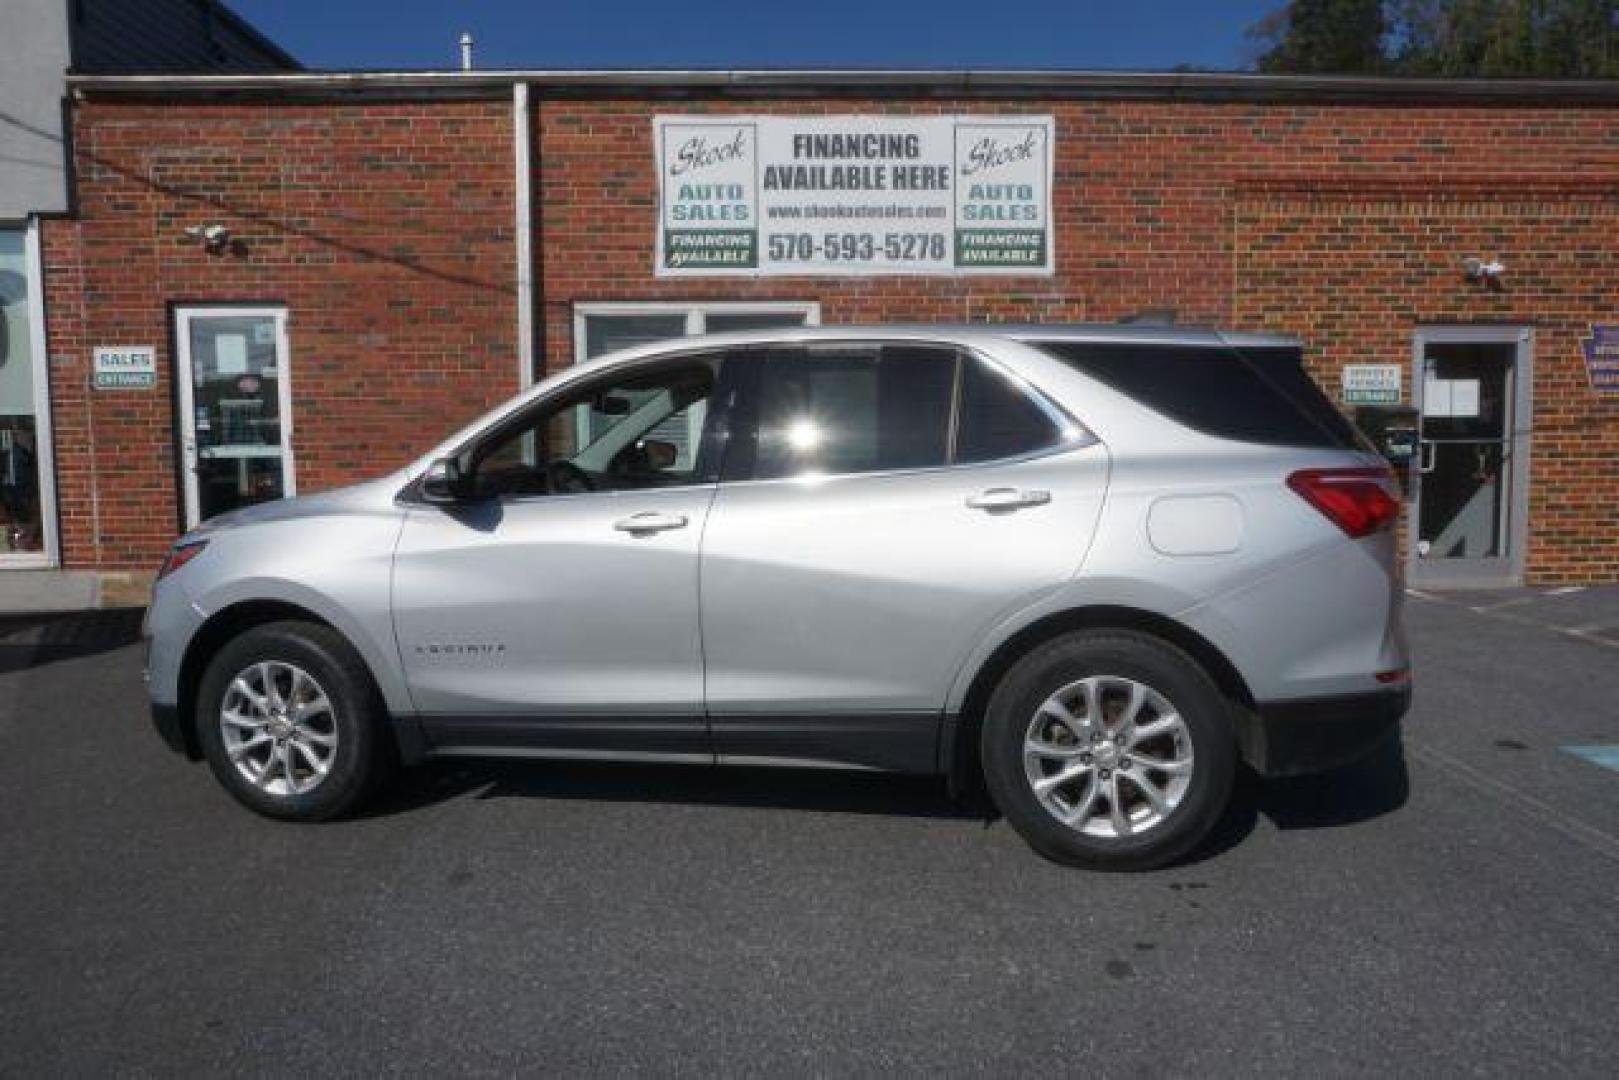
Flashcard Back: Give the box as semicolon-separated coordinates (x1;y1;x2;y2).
470;361;719;498
177;309;293;526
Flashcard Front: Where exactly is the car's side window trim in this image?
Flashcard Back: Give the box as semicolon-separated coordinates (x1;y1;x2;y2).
719;340;1090;488
944;348;966;464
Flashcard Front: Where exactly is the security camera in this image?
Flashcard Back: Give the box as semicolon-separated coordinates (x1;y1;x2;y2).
1463;257;1505;281
184;223;233;252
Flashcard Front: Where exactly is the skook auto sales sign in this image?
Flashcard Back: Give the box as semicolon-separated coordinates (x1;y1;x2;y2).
655;115;1055;276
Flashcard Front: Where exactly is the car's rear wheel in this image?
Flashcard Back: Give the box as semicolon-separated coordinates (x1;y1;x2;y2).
982;629;1236;870
196;621;390;821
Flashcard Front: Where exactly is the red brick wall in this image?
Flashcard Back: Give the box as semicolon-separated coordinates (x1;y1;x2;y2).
46;100;517;568
49;93;1619;580
1236;187;1619;583
536;99;1619;582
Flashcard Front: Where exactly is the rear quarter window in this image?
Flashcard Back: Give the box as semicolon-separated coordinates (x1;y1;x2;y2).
954;356;1066;464
1036;342;1366;450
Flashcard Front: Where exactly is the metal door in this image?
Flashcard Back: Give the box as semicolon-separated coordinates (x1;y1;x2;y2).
390;354;728;755
700;346;1108;723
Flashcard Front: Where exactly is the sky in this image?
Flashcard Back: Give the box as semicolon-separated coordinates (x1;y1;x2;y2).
228;0;1281;73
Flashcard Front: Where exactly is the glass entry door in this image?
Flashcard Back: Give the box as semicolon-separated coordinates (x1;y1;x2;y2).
1410;328;1532;587
175;307;294;527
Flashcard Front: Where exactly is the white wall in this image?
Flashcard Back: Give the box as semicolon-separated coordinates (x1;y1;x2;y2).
0;0;71;218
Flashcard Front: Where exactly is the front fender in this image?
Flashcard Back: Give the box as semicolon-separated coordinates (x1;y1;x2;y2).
189;575;413;715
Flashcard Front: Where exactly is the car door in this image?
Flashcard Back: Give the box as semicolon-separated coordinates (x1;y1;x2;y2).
699;341;1109;770
391;352;730;758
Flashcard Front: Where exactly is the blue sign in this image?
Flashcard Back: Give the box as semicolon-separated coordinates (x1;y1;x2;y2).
1583;326;1619;394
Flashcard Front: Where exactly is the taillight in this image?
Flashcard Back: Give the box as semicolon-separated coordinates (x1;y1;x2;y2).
156;539;208;580
1286;468;1400;539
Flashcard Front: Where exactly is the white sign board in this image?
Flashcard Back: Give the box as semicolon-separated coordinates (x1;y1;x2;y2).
215;333;249;376
655;115;1054;277
1341;364;1402;405
1423;376;1480;419
92;345;157;390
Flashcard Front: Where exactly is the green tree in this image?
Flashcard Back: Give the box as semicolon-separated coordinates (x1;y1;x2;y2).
1253;0;1619;76
1253;0;1390;72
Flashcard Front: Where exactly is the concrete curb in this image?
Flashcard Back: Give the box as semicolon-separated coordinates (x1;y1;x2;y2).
0;570;154;613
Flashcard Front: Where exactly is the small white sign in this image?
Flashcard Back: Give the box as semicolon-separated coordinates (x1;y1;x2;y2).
93;345;157;390
215;333;249;376
1341;364;1402;405
1424;376;1481;419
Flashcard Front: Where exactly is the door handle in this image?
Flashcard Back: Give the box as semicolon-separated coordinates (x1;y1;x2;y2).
613;511;689;534
1419;441;1437;475
966;487;1051;512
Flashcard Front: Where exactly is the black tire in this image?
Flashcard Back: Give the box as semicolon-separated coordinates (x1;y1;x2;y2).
195;620;391;821
981;629;1236;871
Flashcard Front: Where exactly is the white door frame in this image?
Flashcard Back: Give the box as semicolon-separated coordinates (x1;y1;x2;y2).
0;218;59;568
1408;325;1533;588
173;306;295;529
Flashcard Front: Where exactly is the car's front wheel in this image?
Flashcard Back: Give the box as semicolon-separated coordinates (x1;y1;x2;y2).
195;620;390;821
981;629;1236;871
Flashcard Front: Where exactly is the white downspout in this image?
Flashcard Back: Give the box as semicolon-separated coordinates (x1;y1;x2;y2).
512;81;535;388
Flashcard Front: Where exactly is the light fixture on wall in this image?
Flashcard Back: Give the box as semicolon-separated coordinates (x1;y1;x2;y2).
183;223;233;254
1463;257;1506;285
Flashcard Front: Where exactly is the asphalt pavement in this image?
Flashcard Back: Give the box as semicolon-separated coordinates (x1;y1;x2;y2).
2;590;1617;1076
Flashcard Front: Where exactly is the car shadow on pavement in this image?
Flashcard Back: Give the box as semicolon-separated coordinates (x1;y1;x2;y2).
1187;733;1412;864
365;758;981;822
362;731;1413;863
0;609;145;675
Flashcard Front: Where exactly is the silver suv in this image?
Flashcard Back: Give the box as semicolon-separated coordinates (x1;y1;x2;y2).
145;325;1410;869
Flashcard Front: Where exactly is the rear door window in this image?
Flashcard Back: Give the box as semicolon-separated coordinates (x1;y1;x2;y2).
733;344;955;481
1036;342;1365;450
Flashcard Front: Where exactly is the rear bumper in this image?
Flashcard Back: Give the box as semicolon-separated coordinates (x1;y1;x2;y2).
1237;684;1410;777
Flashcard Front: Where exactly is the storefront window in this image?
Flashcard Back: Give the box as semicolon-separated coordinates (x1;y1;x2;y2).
0;228;44;557
574;302;820;364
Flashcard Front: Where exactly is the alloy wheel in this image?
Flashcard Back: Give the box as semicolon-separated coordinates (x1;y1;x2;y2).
219;660;339;797
1022;675;1194;838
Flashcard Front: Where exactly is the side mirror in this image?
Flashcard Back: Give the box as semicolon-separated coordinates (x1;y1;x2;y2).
420;457;471;504
639;438;678;470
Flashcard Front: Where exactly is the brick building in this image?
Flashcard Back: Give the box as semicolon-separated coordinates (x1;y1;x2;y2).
9;69;1619;602
0;0;295;605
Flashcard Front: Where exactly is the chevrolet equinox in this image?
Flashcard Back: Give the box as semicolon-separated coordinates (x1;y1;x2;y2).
145;325;1411;870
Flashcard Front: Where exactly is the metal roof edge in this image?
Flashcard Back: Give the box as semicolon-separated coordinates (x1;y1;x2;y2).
64;68;1619;106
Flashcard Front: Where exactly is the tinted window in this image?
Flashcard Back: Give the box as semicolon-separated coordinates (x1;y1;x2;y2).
1037;342;1364;449
955;357;1065;463
741;345;954;480
473;361;717;497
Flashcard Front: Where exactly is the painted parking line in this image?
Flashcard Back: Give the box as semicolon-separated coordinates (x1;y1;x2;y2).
1410;742;1619;863
1563;746;1619;774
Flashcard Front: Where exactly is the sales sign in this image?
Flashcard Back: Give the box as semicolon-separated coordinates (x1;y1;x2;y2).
92;345;156;390
1582;326;1619;394
1341;363;1403;405
655;115;1054;276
